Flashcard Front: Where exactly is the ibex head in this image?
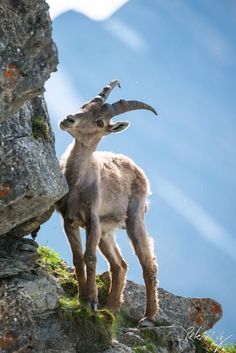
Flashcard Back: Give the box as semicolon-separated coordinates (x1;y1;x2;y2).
59;80;157;142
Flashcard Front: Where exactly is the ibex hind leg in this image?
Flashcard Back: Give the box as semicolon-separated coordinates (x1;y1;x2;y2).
99;231;128;311
126;197;159;326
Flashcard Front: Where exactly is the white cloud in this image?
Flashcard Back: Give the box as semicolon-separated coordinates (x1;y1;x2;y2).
156;175;236;262
44;67;84;121
104;18;148;53
47;0;129;21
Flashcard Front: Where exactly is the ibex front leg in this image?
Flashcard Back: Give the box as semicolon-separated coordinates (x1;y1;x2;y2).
63;219;87;302
84;214;101;310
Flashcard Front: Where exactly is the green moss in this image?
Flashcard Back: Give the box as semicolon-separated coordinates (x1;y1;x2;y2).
38;245;64;272
195;336;236;353
38;246;115;326
98;309;116;326
32;115;49;140
58;297;115;353
58;297;81;319
58;292;116;336
141;328;157;343
58;296;115;325
38;245;78;298
195;336;222;353
133;339;157;353
224;345;236;353
38;246;114;353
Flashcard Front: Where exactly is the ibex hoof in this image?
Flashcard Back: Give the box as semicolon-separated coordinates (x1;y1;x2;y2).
138;317;155;328
90;300;98;312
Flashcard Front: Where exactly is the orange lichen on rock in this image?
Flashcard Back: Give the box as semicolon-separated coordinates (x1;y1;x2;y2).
189;299;205;326
189;298;223;330
0;331;17;350
195;311;204;326
3;63;20;80
0;183;13;197
210;301;223;315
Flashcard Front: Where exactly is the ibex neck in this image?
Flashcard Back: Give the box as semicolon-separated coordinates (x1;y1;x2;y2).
72;138;99;161
65;139;98;185
66;139;99;178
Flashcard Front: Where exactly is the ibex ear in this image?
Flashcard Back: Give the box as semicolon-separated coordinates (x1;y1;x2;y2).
106;121;130;134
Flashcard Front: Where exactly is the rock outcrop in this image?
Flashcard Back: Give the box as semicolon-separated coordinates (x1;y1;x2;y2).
0;95;68;237
122;281;222;333
0;242;223;353
0;0;68;237
0;240;113;353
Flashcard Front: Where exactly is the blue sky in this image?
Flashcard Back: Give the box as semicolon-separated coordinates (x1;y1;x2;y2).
38;0;236;343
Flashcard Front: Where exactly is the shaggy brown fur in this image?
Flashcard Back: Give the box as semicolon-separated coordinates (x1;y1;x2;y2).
56;80;159;326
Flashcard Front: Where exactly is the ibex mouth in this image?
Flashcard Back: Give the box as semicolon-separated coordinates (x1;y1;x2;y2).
59;119;73;129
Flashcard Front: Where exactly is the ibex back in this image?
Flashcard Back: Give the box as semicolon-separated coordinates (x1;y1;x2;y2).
56;80;159;327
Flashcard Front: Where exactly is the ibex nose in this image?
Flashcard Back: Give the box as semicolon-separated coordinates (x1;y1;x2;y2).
67;115;75;123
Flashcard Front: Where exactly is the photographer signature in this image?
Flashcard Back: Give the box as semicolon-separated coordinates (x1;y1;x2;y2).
183;326;234;352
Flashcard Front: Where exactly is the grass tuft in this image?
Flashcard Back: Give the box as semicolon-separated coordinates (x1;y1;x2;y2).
58;296;114;353
38;245;78;297
38;246;114;352
195;335;236;353
133;340;157;353
32;115;49;140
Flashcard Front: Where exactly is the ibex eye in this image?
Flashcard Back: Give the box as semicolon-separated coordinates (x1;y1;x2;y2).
96;120;104;128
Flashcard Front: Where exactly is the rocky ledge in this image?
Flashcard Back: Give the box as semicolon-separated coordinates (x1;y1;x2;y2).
0;239;223;353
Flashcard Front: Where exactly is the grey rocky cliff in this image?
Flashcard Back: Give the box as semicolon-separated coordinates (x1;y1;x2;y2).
0;240;111;353
0;0;70;347
0;95;68;236
0;0;68;237
0;0;58;121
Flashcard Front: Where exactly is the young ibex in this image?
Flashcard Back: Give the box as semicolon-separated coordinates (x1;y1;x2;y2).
56;80;159;326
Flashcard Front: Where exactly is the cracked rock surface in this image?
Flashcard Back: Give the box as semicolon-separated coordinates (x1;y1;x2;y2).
122;280;223;333
0;0;68;237
0;242;223;353
0;0;58;121
0;95;68;236
103;278;223;353
0;240;112;353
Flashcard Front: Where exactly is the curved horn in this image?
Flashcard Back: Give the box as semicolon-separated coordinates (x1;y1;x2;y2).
109;99;158;117
90;80;121;104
